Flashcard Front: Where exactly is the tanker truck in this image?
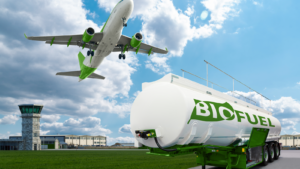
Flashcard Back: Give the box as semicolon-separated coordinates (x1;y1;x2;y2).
130;73;281;169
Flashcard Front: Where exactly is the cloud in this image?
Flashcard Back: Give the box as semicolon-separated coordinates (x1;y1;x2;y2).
226;91;300;134
0;131;21;139
41;115;60;123
0;0;139;120
97;0;241;74
185;6;195;16
253;1;263;7
0;115;19;125
106;136;135;145
297;82;300;85
145;55;171;74
119;124;131;133
40;116;112;136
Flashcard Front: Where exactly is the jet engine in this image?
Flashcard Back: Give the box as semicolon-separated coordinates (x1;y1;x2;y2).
130;33;143;48
82;27;95;43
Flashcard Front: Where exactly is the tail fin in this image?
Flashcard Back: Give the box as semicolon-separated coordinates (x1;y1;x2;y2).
78;52;85;70
56;71;105;80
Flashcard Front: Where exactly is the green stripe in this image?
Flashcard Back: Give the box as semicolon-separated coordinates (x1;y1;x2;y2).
101;1;121;32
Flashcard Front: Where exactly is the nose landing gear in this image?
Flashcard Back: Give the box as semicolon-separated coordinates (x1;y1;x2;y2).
122;17;127;27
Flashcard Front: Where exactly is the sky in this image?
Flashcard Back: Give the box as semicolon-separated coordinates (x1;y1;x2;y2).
1;0;300;145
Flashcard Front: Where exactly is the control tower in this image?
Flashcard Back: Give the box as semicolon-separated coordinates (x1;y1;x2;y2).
18;104;43;150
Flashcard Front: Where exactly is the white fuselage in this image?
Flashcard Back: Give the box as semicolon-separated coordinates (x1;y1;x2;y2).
83;0;133;68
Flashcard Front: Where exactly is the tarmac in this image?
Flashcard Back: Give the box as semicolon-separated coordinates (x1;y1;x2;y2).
189;150;300;169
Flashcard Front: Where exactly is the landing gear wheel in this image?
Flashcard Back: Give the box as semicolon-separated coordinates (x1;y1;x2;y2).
274;143;280;160
262;145;269;166
91;51;94;56
124;23;127;27
268;143;275;162
119;54;122;59
87;50;90;56
123;54;126;60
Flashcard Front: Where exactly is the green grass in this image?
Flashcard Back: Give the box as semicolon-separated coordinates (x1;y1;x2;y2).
0;150;199;169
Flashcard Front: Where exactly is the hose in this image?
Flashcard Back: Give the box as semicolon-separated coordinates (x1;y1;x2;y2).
154;137;177;152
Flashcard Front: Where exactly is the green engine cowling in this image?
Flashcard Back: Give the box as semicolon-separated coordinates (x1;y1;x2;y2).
82;27;95;43
130;33;143;48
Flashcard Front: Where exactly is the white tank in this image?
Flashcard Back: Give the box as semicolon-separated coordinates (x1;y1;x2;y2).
130;74;281;148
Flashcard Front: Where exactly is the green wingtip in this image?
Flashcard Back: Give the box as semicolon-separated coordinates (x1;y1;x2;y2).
165;47;168;51
24;33;28;39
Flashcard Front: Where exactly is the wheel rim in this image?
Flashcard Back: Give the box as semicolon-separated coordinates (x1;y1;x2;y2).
271;148;274;158
265;149;268;161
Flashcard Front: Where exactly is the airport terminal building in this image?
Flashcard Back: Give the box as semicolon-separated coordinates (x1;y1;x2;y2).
0;104;106;150
279;134;300;147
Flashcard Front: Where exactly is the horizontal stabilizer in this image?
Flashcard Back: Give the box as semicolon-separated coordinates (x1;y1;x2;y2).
56;71;105;80
56;71;81;77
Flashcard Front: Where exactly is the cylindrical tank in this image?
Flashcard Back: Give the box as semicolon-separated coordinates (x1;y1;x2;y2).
130;75;281;148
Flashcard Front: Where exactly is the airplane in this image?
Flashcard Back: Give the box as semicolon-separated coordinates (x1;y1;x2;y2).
24;0;168;82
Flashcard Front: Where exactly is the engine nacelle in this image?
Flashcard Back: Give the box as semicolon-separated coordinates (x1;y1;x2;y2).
82;27;95;43
130;33;143;48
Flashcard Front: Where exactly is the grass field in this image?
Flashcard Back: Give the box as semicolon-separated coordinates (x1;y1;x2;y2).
0;150;199;169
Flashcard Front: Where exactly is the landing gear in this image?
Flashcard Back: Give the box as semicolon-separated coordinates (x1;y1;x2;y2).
119;54;125;60
87;50;94;56
122;17;127;27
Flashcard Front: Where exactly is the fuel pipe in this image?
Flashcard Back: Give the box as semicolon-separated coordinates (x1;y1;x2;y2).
154;137;177;152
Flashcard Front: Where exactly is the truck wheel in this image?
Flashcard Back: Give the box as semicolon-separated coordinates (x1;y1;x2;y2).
274;142;280;160
262;145;268;166
268;143;275;162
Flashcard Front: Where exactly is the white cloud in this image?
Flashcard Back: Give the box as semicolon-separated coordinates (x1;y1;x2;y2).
185;6;195;16
106;136;135;145
0;131;21;139
133;91;141;97
97;0;241;74
297;82;300;85
41;115;60;123
0;115;19;125
119;124;131;133
253;1;263;7
145;55;171;74
41;116;112;136
0;0;139;119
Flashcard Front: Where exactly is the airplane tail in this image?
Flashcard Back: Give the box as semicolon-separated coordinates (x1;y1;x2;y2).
56;52;105;81
78;51;85;70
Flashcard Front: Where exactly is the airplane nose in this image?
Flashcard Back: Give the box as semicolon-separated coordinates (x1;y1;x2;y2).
125;0;134;10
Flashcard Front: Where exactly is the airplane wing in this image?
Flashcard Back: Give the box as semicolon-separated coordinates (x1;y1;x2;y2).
24;33;104;50
115;35;168;55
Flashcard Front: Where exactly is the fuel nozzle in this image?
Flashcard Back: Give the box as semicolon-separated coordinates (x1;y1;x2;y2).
135;130;152;140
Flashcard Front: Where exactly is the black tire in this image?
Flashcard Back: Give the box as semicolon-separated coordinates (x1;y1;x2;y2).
91;51;94;56
268;143;275;162
87;50;90;56
123;54;126;60
119;54;122;59
274;142;280;160
262;145;269;166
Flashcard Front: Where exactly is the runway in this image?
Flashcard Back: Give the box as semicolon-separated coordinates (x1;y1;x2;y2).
189;150;300;169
